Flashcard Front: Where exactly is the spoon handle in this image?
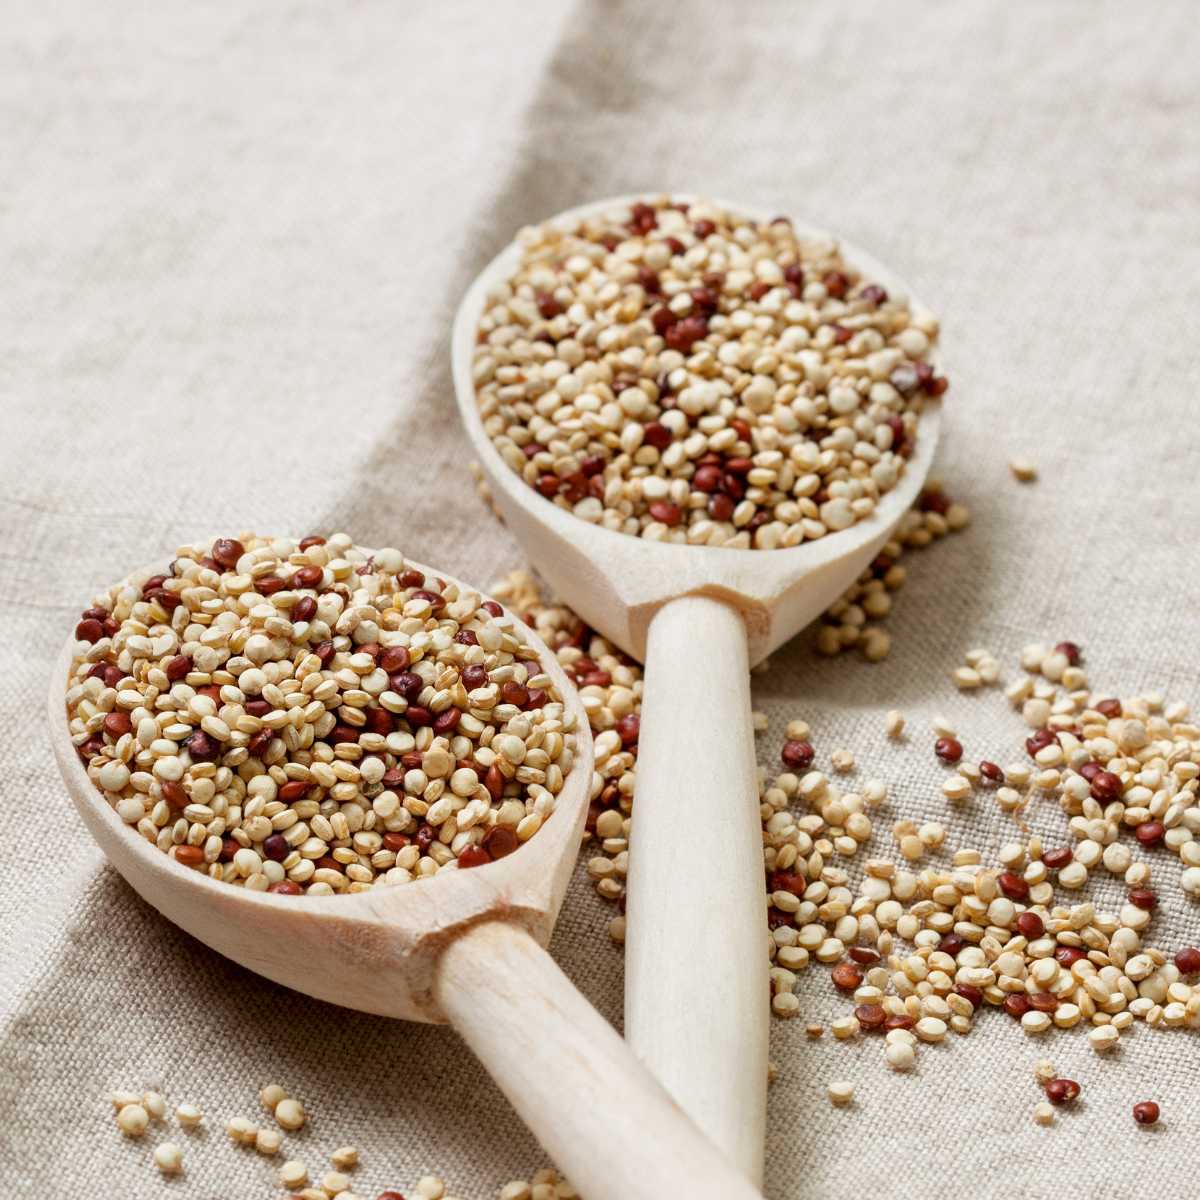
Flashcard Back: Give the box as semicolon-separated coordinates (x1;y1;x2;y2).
622;594;768;1184
435;919;763;1200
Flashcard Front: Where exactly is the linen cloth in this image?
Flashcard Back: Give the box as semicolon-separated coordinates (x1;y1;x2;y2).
2;3;1198;1197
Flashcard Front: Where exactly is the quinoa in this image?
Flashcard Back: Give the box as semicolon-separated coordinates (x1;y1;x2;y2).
491;567;1200;1077
473;195;948;549
65;533;576;894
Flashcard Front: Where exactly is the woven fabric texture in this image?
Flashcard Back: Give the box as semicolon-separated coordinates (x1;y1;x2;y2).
2;3;1198;1197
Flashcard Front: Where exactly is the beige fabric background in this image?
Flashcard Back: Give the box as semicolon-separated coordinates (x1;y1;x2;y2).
2;2;1198;1197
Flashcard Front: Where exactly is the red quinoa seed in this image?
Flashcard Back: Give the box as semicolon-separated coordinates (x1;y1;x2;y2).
1175;947;1200;975
1045;1078;1080;1106
934;737;963;763
1133;1101;1160;1126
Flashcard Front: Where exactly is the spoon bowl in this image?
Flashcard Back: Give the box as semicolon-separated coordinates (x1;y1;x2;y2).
454;194;942;666
453;196;944;1183
51;553;762;1200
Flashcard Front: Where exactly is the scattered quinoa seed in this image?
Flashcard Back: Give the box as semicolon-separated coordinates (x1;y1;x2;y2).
175;1103;202;1130
827;1080;855;1107
274;1097;306;1131
1045;1078;1080;1106
153;1142;183;1175
486;572;1200;1097
331;1146;359;1170
255;1128;282;1155
934;736;963;763
260;1083;288;1112
280;1160;308;1189
1009;458;1038;482
772;992;801;1017
1133;1101;1160;1126
1033;1102;1055;1126
116;1103;149;1138
942;775;971;801
226;1116;256;1145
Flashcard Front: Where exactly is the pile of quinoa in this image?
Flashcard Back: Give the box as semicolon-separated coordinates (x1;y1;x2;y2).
65;533;576;894
491;572;1200;1070
472;195;948;549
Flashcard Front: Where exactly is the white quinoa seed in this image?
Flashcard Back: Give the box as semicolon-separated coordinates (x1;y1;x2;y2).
260;1083;288;1112
280;1160;309;1189
943;776;971;801
831;1016;860;1039
274;1097;306;1131
255;1128;282;1155
953;667;982;690
915;1017;947;1043
153;1142;183;1174
331;1145;359;1170
116;1103;149;1138
226;1116;256;1145
1009;458;1038;482
772;992;801;1017
174;1103;202;1130
827;1080;855;1107
1033;1101;1055;1126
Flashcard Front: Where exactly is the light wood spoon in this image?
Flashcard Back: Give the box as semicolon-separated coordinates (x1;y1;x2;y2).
50;555;763;1200
453;196;944;1184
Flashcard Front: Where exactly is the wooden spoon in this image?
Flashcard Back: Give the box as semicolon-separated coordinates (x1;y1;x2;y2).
453;196;944;1183
50;556;763;1200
